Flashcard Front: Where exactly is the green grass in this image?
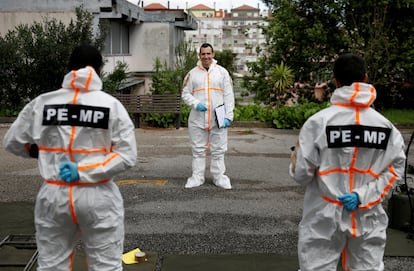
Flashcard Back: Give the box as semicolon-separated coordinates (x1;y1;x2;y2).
381;109;414;126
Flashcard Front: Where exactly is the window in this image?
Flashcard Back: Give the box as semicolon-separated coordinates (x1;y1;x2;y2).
103;20;130;55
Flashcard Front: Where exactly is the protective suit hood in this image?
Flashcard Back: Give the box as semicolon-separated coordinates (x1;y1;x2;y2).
61;66;102;92
330;82;376;107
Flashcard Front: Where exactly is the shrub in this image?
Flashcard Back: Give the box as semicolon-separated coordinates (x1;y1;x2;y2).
143;102;330;129
271;102;329;129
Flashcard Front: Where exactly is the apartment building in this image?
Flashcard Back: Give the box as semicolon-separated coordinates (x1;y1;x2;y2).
186;4;268;75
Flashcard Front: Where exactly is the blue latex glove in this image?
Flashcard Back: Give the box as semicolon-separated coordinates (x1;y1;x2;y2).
196;103;208;112
338;192;360;211
59;161;80;183
223;118;232;128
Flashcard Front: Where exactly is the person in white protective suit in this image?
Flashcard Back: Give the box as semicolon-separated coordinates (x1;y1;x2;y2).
289;53;406;271
182;43;235;189
3;45;137;271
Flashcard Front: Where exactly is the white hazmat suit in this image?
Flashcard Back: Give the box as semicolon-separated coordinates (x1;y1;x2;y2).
290;82;406;271
182;59;234;189
3;66;137;271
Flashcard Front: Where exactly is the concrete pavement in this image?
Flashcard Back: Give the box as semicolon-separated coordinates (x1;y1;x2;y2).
1;126;414;270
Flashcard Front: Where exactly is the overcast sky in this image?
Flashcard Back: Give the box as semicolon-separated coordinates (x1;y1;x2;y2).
134;0;266;11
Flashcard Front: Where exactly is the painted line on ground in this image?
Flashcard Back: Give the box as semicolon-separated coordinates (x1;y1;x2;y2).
116;179;168;186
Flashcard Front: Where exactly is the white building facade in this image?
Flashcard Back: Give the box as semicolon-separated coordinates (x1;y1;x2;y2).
185;4;268;75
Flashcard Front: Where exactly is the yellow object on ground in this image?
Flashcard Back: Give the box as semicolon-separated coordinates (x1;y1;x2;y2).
122;248;142;264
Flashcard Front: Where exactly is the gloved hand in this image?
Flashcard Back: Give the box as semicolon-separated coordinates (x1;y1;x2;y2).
338;192;360;211
223;118;232;128
196;103;208;112
25;143;39;158
59;161;80;183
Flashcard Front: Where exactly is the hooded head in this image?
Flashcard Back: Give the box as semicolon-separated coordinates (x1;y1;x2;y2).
333;53;368;87
68;45;103;75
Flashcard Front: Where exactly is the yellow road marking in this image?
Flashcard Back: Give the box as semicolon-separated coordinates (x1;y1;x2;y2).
116;179;168;186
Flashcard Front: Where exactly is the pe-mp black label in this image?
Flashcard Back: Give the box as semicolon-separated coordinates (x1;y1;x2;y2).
326;125;391;149
42;104;110;129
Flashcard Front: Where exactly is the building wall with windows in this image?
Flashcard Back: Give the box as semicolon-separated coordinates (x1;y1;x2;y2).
186;17;224;52
0;0;197;93
102;20;131;55
186;4;268;76
223;6;267;75
187;4;215;18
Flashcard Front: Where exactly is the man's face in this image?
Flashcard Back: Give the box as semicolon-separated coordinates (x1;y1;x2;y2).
199;47;215;68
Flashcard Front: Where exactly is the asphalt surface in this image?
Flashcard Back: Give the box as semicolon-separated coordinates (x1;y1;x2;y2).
1;125;413;271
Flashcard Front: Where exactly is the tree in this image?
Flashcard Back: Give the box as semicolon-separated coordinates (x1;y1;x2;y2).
0;7;107;114
150;41;198;94
270;61;294;106
341;1;414;109
214;49;236;79
150;57;182;94
243;0;348;105
175;41;199;78
260;0;348;81
341;0;414;85
102;61;128;93
248;0;414;107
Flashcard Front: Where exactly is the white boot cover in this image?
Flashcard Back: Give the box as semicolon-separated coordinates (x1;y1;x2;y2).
211;158;231;189
185;157;206;188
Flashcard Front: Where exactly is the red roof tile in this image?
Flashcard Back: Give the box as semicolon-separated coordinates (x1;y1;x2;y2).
189;4;213;10
144;3;168;10
232;4;259;10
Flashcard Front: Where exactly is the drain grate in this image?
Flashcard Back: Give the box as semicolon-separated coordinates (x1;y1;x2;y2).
0;234;37;271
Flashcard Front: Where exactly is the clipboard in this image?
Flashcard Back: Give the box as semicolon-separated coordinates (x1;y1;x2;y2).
214;104;226;128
